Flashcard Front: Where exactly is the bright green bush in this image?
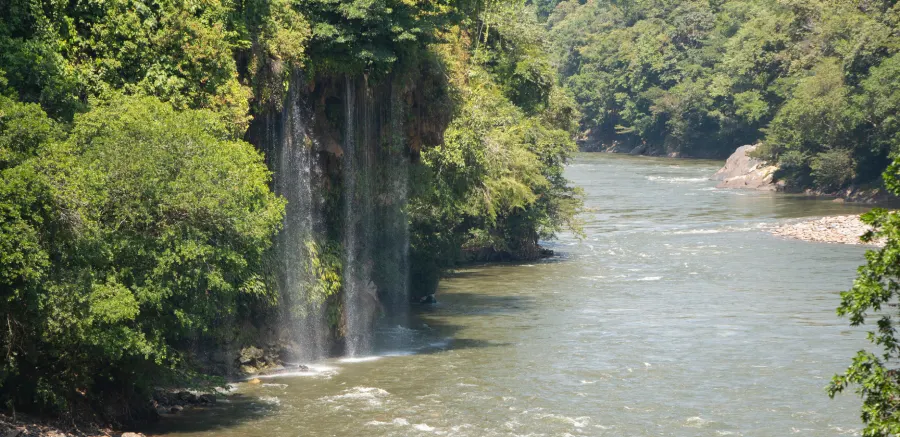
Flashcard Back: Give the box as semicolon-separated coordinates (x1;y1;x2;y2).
409;12;583;294
0;94;284;415
831;156;900;436
810;149;856;191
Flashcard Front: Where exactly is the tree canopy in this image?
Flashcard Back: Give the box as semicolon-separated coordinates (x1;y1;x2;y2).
547;0;900;191
0;0;582;420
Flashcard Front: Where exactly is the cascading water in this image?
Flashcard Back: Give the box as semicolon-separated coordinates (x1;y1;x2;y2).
343;76;375;356
266;73;412;360
373;89;411;329
272;75;329;363
342;75;411;356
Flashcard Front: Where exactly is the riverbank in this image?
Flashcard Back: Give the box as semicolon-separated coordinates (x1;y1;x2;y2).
770;215;884;246
0;412;146;437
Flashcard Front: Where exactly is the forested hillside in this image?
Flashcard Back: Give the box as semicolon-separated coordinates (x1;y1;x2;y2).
0;0;579;423
546;0;900;191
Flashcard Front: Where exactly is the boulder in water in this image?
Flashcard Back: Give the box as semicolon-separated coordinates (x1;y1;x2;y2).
712;144;780;191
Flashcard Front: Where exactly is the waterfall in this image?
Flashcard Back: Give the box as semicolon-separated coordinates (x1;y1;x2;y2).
272;75;328;363
267;73;411;360
373;87;410;329
343;76;375;356
342;75;411;356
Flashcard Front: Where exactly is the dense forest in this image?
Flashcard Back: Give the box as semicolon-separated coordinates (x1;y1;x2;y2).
545;0;900;192
5;0;900;434
0;0;580;424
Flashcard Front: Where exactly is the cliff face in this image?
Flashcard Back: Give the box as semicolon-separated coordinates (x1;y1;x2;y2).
235;66;453;363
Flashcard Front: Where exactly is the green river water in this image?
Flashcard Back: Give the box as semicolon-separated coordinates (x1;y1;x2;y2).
151;153;875;436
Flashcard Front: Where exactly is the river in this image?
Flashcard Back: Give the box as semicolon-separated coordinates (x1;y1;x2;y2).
152;153;874;436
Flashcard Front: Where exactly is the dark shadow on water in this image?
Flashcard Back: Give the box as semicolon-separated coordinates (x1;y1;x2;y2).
413;292;536;316
141;394;278;435
441;251;570;281
147;285;530;434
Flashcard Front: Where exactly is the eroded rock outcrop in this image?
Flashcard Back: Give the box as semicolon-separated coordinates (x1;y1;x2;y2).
712;144;781;191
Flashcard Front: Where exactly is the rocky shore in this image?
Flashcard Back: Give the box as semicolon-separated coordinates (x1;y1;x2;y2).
0;413;146;437
770;215;884;246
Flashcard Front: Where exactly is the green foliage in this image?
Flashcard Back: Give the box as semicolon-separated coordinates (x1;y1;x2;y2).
810;148;856;191
409;9;582;293
305;240;342;304
0;0;582;417
830;157;900;435
548;0;900;189
0;93;284;414
0;0;260;130
297;0;460;75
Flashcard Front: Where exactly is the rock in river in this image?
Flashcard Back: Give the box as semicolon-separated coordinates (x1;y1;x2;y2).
712;144;781;191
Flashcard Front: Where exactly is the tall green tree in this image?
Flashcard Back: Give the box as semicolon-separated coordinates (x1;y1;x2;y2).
830;159;900;436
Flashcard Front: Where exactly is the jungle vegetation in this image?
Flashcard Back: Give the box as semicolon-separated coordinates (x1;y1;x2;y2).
546;0;900;191
0;0;580;422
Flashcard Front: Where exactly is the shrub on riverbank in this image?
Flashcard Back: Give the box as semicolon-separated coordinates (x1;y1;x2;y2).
831;158;900;434
0;94;284;418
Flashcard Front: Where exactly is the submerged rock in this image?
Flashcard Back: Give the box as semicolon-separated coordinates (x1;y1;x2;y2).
712;144;780;191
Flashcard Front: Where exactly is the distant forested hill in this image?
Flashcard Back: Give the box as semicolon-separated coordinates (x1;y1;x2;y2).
546;0;900;191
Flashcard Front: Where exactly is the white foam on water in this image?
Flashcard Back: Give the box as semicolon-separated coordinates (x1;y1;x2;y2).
579;276;606;281
254;363;338;379
320;387;390;407
684;416;711;428
672;229;724;235
636;276;662;281
646;176;709;183
339;356;382;363
257;396;280;405
538;414;591;428
414;423;436;432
